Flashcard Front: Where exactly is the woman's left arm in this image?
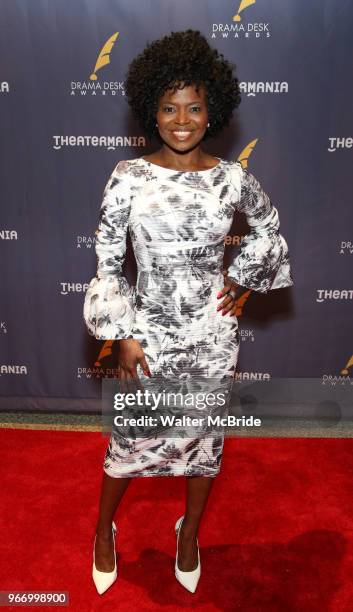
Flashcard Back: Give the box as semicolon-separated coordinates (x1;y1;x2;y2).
226;165;294;294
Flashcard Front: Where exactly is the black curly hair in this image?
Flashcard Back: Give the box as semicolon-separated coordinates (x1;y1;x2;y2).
124;29;241;141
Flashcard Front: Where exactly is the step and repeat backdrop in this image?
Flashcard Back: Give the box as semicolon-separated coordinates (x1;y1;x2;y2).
0;0;352;412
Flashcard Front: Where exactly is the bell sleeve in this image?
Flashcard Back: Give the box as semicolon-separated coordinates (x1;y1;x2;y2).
83;160;136;340
226;165;294;294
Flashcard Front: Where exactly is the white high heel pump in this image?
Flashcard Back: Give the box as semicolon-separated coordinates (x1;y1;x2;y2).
92;521;118;595
175;515;201;593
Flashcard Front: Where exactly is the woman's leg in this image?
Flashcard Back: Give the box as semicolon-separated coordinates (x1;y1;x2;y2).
94;472;132;571
177;475;215;571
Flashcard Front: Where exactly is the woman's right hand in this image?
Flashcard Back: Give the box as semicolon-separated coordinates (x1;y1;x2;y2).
117;339;152;388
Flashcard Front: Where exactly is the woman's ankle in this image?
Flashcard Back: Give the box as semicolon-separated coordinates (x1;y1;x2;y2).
96;523;114;539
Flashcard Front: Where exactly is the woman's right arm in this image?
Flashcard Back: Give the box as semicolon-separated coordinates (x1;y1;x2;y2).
83;160;151;379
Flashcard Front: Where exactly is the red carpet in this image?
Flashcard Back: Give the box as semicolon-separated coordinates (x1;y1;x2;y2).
1;429;353;611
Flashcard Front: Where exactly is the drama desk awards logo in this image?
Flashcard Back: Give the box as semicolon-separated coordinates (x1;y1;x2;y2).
339;241;353;255
70;32;125;96
212;0;271;39
322;354;353;386
77;235;95;249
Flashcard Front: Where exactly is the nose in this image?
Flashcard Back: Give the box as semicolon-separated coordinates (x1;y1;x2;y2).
175;109;190;125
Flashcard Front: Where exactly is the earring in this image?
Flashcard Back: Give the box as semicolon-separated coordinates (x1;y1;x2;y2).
207;122;210;127
155;123;158;127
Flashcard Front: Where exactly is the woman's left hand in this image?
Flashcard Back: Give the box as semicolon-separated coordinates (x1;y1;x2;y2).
216;272;249;316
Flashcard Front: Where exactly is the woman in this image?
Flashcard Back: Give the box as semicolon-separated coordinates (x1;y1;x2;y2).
83;29;293;595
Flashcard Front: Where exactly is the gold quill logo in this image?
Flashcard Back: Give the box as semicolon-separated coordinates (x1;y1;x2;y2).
341;355;353;376
237;138;259;168
233;0;257;21
235;288;252;316
90;32;119;81
94;340;115;367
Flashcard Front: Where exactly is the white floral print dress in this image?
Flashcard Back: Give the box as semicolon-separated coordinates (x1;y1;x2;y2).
83;157;293;478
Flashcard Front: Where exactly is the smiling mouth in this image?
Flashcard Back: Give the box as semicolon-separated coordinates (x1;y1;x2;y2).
171;130;193;138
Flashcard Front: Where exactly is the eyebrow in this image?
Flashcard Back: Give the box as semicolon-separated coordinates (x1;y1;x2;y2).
161;100;203;105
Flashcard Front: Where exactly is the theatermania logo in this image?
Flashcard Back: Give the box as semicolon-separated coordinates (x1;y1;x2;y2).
0;229;18;240
211;0;271;39
52;134;145;150
239;81;288;97
70;32;125;96
0;81;10;93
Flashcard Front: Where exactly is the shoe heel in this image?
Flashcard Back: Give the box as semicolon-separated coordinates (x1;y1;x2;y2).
175;515;184;533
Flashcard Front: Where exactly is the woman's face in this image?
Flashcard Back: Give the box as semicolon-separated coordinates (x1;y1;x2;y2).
155;82;209;152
